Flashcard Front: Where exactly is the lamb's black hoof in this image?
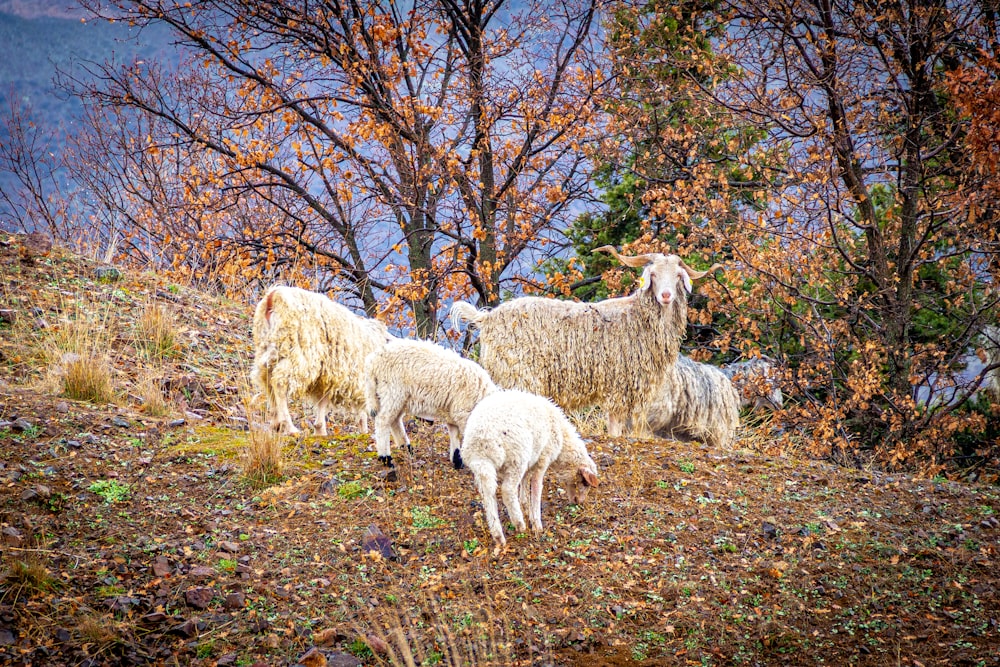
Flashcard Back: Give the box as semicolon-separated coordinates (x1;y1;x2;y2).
378;455;394;467
406;443;414;455
451;449;464;470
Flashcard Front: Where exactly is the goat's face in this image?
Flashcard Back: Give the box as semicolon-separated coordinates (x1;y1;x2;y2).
638;255;694;307
591;245;720;308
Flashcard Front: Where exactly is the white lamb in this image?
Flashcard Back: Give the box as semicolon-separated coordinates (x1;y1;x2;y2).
363;338;497;468
461;389;600;548
251;285;393;435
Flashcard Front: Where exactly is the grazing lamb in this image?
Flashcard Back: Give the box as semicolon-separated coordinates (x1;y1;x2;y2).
979;325;1000;403
363;338;497;468
451;246;721;436
646;355;741;448
721;357;784;411
461;390;599;548
251;285;393;435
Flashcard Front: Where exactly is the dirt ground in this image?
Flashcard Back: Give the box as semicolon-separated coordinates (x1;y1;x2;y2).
1;234;999;666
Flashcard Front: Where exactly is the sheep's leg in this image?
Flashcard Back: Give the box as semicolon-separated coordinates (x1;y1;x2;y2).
470;464;505;547
607;413;624;437
391;417;412;455
526;467;547;537
518;479;529;516
271;385;300;435
447;424;463;469
373;403;398;467
313;396;330;436
500;475;527;534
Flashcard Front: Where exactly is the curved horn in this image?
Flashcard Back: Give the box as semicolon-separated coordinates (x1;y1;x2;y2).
680;260;723;281
592;245;657;268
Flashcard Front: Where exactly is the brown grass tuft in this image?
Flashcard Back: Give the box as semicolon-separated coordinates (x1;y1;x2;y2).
136;374;171;417
43;311;116;404
241;427;284;488
3;554;56;601
62;353;115;404
135;302;177;360
357;586;525;667
75;613;117;645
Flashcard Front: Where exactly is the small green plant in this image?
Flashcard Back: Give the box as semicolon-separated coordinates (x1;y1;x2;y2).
195;640;215;659
167;284;181;294
655;480;670;489
16;424;42;440
338;480;370;500
88;479;131;504
463;539;479;554
678;460;696;474
95;584;126;598
217;559;238;574
411;506;447;530
349;637;373;659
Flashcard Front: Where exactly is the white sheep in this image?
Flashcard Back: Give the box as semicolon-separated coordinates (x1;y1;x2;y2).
461;389;600;548
720;357;784;411
451;246;721;437
978;325;1000;403
251;285;393;435
646;355;741;448
363;338;497;468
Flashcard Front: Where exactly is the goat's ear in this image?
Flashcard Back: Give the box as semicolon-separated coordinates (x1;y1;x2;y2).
679;270;693;294
579;466;599;487
637;268;652;292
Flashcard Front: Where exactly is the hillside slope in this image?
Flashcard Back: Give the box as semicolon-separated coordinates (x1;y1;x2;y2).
0;233;998;667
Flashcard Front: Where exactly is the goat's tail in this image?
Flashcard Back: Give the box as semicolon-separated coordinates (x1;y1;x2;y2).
449;301;484;332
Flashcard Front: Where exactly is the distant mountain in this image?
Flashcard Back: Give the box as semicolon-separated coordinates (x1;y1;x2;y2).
0;8;176;137
0;6;178;230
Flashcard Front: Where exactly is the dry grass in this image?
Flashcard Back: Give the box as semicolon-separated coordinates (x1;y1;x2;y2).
75;613;118;645
135;373;171;416
41;308;116;404
62;353;115;404
135;301;177;360
358;586;529;667
2;554;56;601
241;427;284;487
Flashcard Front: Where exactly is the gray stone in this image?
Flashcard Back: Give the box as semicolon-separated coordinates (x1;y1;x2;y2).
219;541;241;554
11;418;32;432
188;566;215;581
151;556;172;578
95;266;122;283
2;526;23;546
184;586;214;610
224;592;245;610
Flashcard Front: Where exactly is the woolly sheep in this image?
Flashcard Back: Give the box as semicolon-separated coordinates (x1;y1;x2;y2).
646;355;741;448
979;325;1000;403
721;357;784;411
461;389;599;548
251;285;393;435
451;246;720;437
363;338;497;468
